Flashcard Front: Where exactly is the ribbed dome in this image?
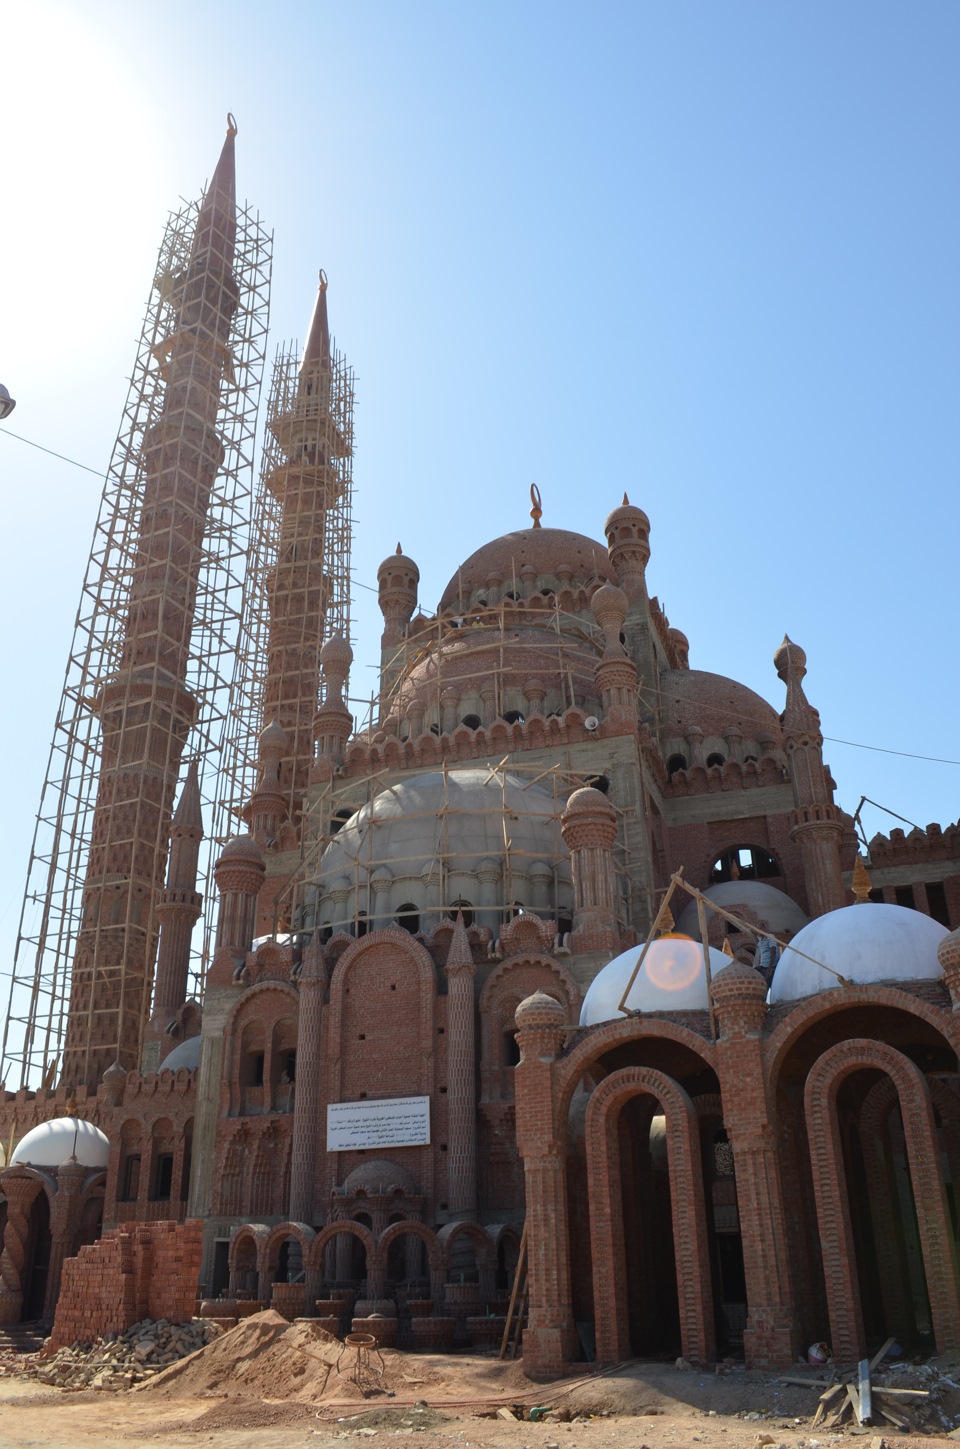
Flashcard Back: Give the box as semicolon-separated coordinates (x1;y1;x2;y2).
660;669;782;744
675;882;808;941
439;527;614;611
580;937;732;1023
769;903;949;1004
11;1117;110;1170
343;1157;418;1194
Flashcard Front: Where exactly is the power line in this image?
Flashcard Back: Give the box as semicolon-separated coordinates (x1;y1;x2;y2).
823;736;960;767
1;426;103;477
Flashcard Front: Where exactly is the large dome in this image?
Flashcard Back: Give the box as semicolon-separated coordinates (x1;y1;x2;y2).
580;937;732;1024
439;527;614;611
316;768;570;935
770;903;949;1004
11;1117;110;1170
660;669;783;746
158;1036;202;1073
675;882;808;941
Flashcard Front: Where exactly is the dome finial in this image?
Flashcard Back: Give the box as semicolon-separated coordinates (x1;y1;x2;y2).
851;853;873;903
658;903;675;936
529;482;543;529
226;112;238;137
396;541;403;555
622;492;630;506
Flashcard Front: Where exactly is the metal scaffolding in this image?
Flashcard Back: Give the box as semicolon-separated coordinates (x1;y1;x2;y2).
1;189;272;1091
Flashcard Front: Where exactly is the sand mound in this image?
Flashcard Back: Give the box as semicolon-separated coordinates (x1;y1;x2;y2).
139;1311;443;1404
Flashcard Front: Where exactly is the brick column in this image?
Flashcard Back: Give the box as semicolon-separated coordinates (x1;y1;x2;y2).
444;916;477;1218
44;1158;87;1323
514;991;576;1377
0;1175;42;1324
712;961;802;1367
289;934;326;1223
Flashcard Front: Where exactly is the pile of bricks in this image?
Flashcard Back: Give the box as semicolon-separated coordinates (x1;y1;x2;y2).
33;1316;219;1391
50;1219;203;1350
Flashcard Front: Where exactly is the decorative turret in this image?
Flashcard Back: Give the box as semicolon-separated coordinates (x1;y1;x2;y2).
289;930;327;1223
313;634;353;774
711;958;768;1038
937;928;960;1012
378;544;420;708
774;636;845;916
247;720;289;845
590;583;638;724
561;787;620;953
145;762;205;1061
208;836;265;984
604;494;650;600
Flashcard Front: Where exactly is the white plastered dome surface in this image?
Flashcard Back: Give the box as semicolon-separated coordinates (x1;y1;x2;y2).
769;902;948;1004
580;936;732;1024
10;1117;110;1170
674;881;808;940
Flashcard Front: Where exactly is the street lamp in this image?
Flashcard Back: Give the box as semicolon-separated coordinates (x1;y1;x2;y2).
0;385;15;420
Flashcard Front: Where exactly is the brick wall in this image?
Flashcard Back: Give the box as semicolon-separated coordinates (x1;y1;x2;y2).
50;1218;203;1348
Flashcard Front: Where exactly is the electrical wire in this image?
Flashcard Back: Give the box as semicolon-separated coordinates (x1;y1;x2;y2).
4;424;956;768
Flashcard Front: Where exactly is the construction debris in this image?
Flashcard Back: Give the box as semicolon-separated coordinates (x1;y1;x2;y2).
29;1317;220;1391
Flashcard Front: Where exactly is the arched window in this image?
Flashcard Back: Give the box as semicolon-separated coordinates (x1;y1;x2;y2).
330;807;353;836
396;903;420;934
356;911;369;938
667;753;687;780
709;846;782;883
502;710;525;725
706;752;726;769
460;713;482;730
448;899;474;928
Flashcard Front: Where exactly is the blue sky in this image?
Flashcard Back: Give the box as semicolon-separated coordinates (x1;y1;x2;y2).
1;0;958;975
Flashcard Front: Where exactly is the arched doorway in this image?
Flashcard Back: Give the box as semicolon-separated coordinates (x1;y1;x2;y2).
22;1190;51;1323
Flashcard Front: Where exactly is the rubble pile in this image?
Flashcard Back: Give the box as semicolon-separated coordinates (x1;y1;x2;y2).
32;1316;221;1391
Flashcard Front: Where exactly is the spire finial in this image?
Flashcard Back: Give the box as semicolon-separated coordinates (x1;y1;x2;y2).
318;267;328;292
851;854;873;904
530;483;542;529
658;904;676;936
396;541;403;555
722;937;735;957
623;492;630;506
226;113;238;137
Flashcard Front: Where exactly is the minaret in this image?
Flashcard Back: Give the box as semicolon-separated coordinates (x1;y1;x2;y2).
260;273;354;829
774;635;846;916
61;120;240;1089
142;761;204;1070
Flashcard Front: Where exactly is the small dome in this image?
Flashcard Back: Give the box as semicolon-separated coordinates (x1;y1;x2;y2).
259;720;288;749
343;1157;418;1195
675;882;808;942
218;834;265;864
770;903;949;1004
11;1117;110;1171
158;1036;201;1073
580;937;732;1024
564;785;616;818
320;633;354;673
440;526;615;611
604;498;650;537
515;990;566;1030
378;545;419;581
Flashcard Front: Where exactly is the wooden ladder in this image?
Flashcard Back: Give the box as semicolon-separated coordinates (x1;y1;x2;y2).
499;1220;528;1360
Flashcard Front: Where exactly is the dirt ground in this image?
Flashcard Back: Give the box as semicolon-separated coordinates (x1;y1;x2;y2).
3;1315;960;1449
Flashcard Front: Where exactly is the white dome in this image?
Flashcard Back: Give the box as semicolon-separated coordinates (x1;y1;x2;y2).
158;1036;201;1073
770;903;949;1004
580;937;732;1024
675;881;808;941
10;1117;110;1170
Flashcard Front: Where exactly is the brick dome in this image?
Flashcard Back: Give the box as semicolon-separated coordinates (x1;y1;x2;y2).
515;989;566;1030
770;903;949;1003
439;527;615;611
218;834;265;864
660;669;783;744
343;1157;418;1194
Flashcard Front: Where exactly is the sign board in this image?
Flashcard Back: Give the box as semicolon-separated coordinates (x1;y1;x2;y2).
326;1095;430;1152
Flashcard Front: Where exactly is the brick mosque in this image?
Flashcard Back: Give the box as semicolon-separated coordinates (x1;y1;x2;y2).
2;122;960;1375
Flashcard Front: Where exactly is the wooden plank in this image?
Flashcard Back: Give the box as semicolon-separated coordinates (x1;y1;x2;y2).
873;1385;931;1399
846;1381;863;1424
500;1221;528;1361
869;1336;897;1371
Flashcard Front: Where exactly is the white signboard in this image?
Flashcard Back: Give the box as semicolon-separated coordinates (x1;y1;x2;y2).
327;1095;431;1152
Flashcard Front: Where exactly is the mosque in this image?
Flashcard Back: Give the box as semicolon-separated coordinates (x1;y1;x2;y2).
2;123;960;1375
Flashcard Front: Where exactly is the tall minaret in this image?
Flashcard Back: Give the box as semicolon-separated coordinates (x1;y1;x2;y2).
258;273;354;834
142;761;204;1071
774;635;846;916
61;121;241;1089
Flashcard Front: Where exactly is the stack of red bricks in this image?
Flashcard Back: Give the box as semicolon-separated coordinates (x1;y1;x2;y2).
50;1218;203;1350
